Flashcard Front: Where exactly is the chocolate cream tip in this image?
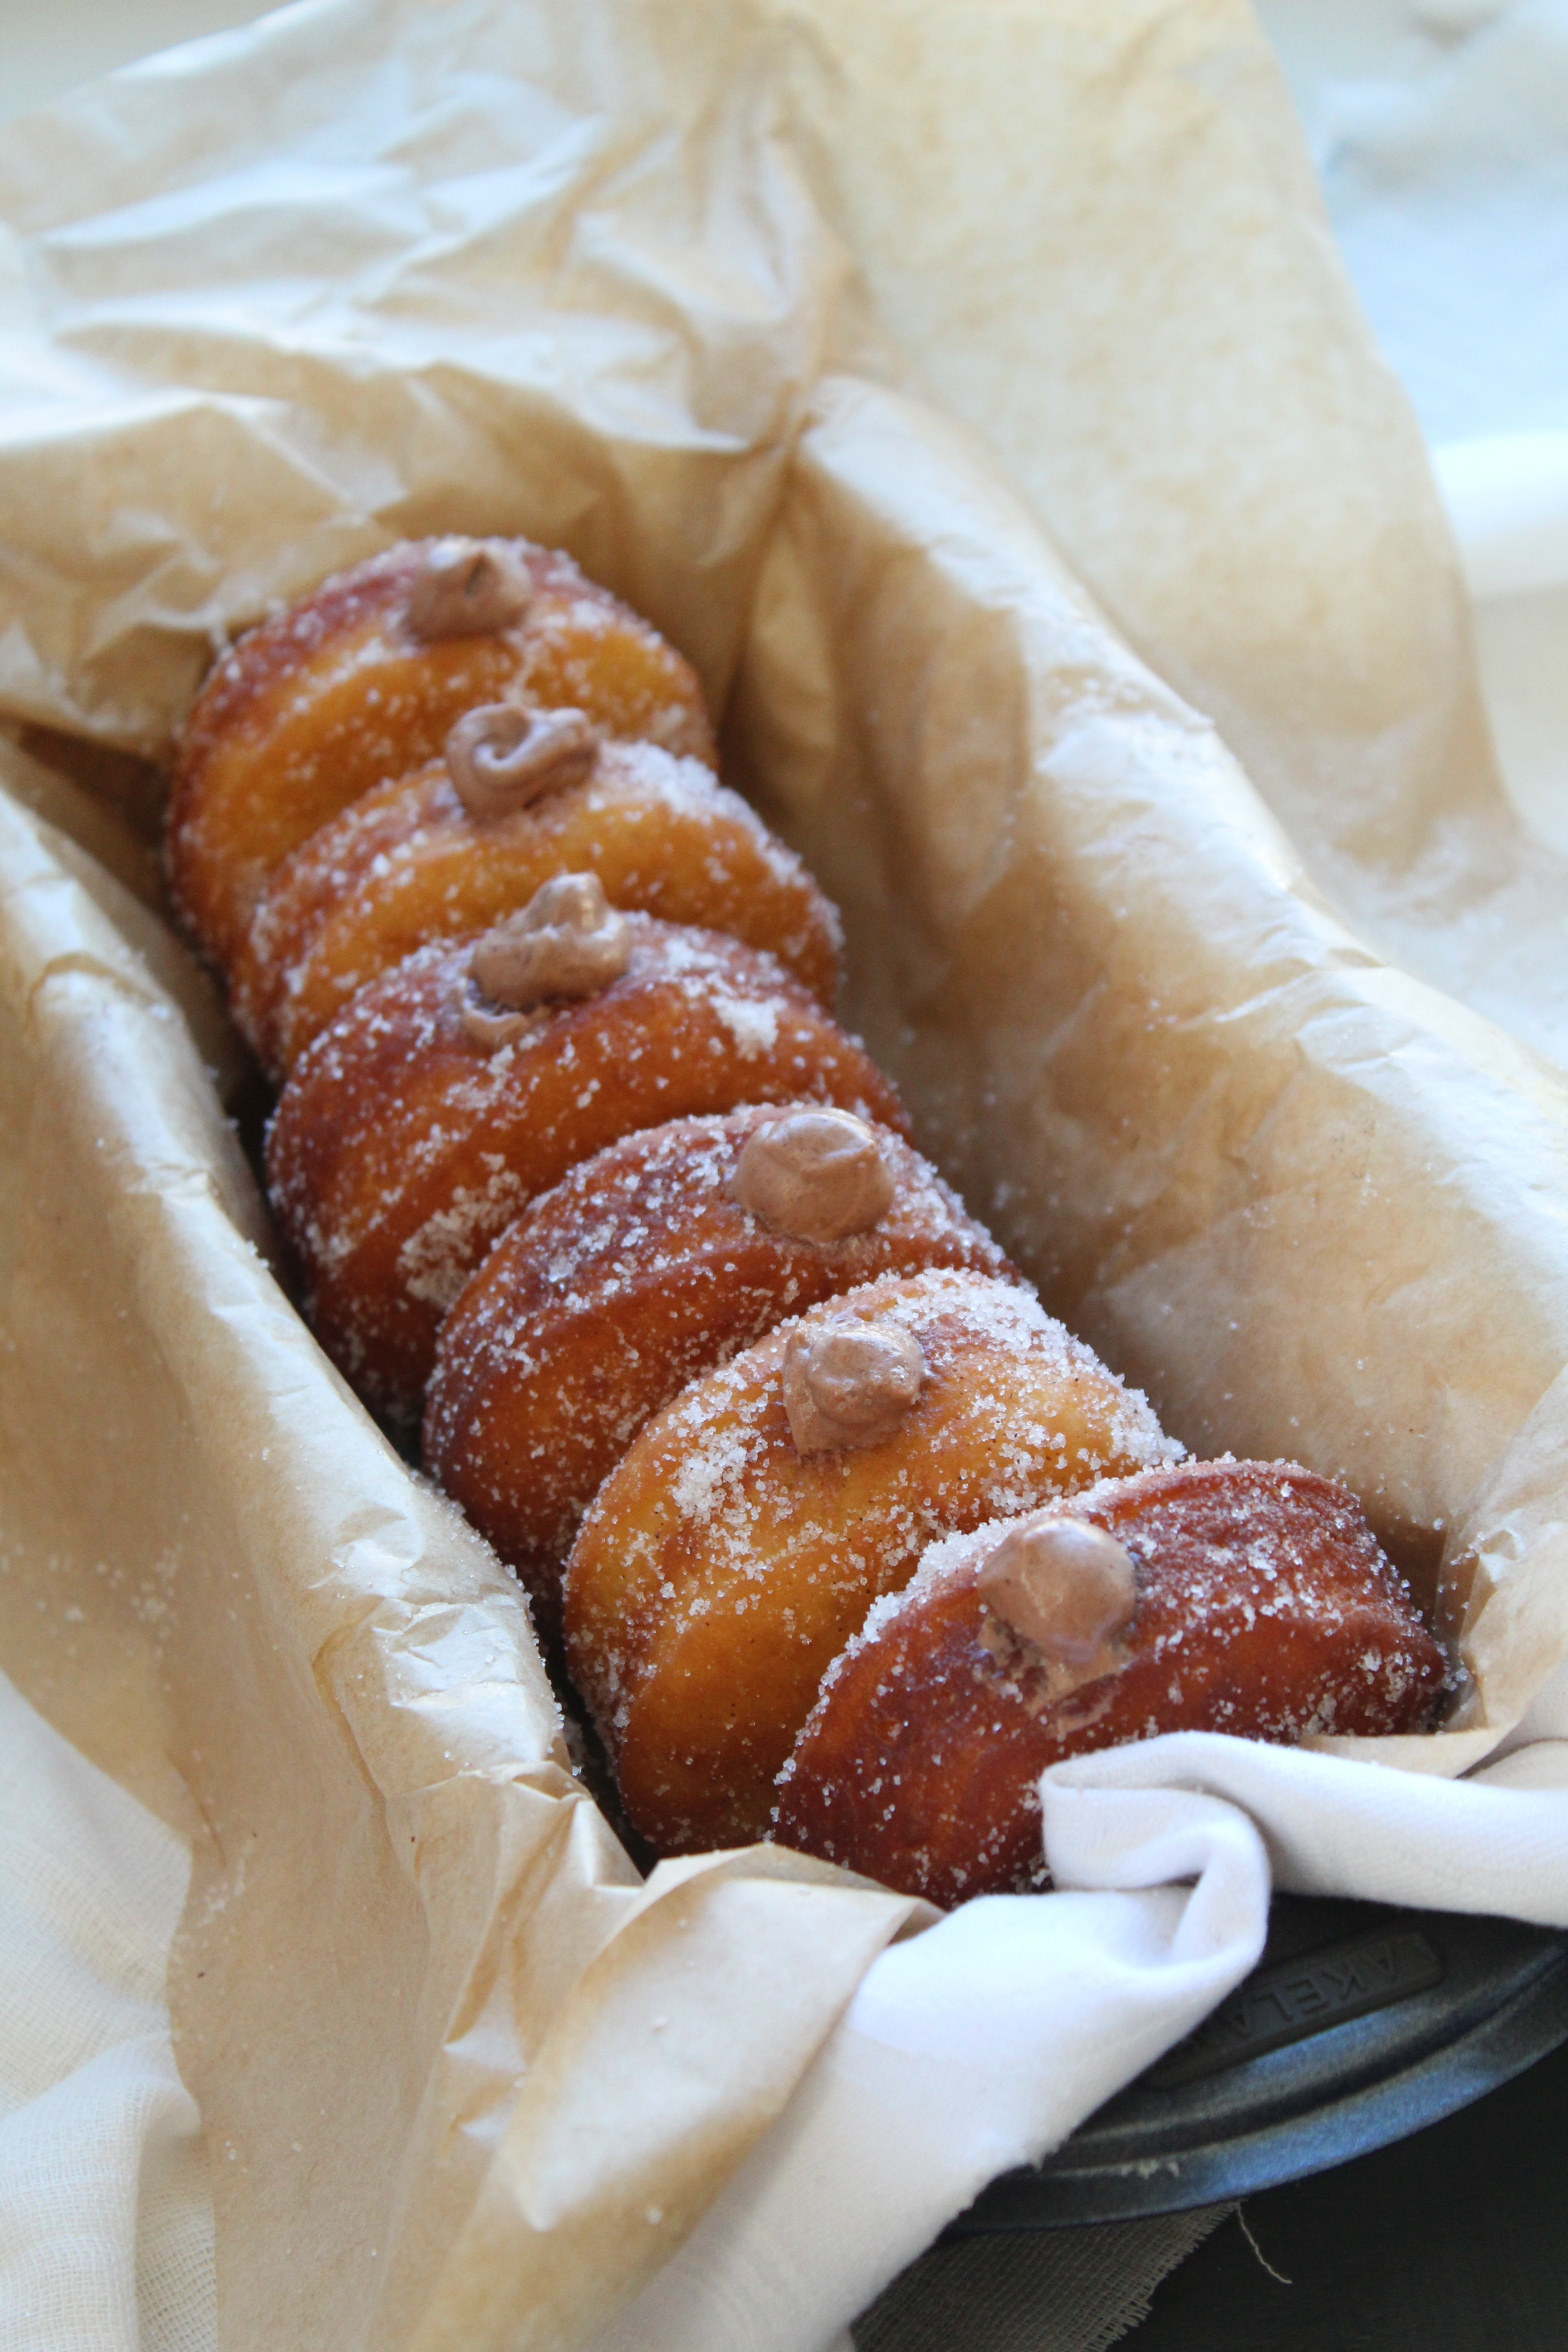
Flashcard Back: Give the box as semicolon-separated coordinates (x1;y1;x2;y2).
445;702;599;819
976;1515;1137;1663
407;537;534;640
730;1108;895;1246
784;1312;925;1455
462;871;630;1048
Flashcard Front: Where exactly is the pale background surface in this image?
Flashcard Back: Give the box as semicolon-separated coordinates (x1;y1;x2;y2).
1260;0;1568;855
0;0;270;121
0;4;1564;2350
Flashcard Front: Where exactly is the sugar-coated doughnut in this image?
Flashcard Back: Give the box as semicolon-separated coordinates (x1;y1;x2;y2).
167;537;715;971
425;1106;1021;1633
562;1266;1180;1853
171;534;1455;1885
232;719;841;1074
773;1459;1450;1906
265;884;906;1424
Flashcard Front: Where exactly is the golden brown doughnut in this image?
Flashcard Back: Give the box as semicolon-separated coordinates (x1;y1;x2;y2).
265;887;906;1424
167;536;715;971
773;1459;1450;1907
562;1267;1179;1854
232;720;841;1074
425;1105;1021;1633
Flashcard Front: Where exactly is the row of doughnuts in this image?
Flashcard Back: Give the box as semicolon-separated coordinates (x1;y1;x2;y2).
165;533;1450;1905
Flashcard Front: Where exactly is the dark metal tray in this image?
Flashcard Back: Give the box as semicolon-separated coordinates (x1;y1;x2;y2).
951;1895;1568;2232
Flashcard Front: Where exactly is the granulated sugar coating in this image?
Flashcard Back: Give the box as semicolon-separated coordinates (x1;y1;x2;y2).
562;1266;1180;1852
774;1460;1451;1908
166;537;715;972
265;917;905;1425
425;1107;1019;1637
233;736;842;1073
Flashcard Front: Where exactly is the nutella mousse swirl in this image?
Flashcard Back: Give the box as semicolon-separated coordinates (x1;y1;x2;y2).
406;537;534;639
463;872;631;1049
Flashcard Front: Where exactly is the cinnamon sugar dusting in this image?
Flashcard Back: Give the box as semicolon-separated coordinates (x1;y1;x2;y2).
423;1107;1017;1585
561;1266;1179;1849
774;1463;1448;1906
265;917;901;1421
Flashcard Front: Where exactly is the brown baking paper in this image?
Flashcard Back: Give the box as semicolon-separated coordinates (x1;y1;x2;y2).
3;2;1568;2347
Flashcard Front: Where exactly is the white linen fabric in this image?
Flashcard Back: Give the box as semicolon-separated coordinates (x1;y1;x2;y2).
3;5;1568;2352
588;1733;1568;2352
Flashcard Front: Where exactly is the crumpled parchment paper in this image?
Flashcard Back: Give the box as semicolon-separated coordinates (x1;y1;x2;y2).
3;2;1567;2346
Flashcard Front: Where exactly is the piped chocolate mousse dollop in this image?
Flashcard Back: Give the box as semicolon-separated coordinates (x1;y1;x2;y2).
783;1310;926;1456
444;703;600;819
462;872;630;1049
729;1107;896;1246
976;1513;1138;1669
406;536;534;640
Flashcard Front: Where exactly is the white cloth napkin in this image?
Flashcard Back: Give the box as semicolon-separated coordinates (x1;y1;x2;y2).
588;1732;1568;2352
